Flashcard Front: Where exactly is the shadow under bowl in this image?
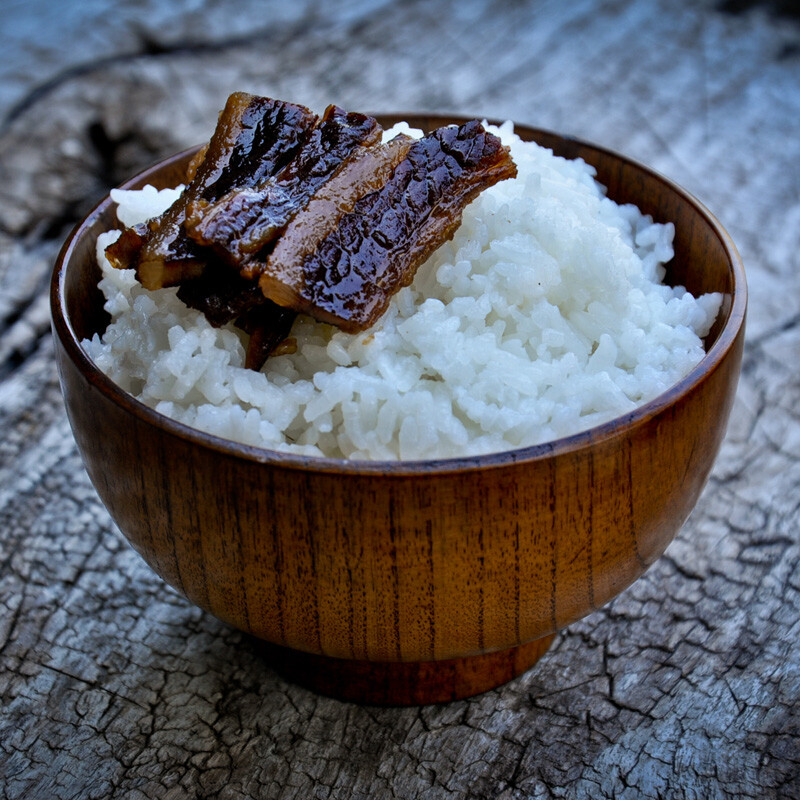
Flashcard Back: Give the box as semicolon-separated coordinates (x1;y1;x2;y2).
51;115;746;705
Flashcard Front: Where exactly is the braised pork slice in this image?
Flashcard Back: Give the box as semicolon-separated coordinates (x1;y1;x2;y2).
250;133;413;282
104;91;517;371
176;132;412;368
257;120;517;333
184;105;383;277
105;93;318;289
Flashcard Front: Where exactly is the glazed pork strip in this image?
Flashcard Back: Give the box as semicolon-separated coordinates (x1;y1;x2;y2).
245;133;413;285
258;120;517;333
184;105;383;278
105;93;318;289
174;133;413;368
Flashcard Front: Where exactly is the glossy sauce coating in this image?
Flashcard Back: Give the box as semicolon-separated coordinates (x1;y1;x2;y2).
259;121;517;332
111;93;318;290
257;134;413;287
177;129;411;368
185;105;383;274
105;97;517;371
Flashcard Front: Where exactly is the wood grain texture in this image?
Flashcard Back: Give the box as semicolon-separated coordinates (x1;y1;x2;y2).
51;120;745;696
2;0;799;797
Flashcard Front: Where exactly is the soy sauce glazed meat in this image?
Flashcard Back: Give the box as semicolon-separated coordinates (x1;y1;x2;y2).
184;104;384;277
106;93;318;291
106;93;517;369
258;121;518;332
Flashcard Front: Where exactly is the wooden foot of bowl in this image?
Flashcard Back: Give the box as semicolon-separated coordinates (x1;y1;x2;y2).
257;634;556;705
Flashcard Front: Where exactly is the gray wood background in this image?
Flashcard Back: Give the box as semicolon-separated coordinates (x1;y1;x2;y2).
1;1;798;797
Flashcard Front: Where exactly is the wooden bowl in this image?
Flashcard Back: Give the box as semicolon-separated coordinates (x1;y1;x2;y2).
51;115;746;705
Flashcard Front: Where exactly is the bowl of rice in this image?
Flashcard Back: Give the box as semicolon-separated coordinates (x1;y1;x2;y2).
51;113;746;705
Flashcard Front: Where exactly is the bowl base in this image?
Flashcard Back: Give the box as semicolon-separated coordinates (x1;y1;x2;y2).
257;634;556;705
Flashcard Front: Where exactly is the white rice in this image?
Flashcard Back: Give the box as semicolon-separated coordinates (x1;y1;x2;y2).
83;122;721;460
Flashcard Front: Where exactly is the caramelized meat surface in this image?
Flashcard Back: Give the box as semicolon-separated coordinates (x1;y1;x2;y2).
104;223;150;275
258;120;516;332
253;133;413;286
185;105;383;276
175;133;412;362
106;93;516;370
106;93;318;289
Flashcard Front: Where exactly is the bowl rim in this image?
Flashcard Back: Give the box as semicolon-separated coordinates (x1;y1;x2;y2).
51;116;747;477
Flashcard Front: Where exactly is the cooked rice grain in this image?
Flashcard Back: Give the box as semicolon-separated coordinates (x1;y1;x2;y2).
84;123;721;460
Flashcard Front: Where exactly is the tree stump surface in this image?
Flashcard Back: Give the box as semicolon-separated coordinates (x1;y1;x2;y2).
1;1;798;798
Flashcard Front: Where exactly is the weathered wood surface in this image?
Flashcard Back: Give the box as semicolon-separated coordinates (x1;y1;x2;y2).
1;0;798;797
